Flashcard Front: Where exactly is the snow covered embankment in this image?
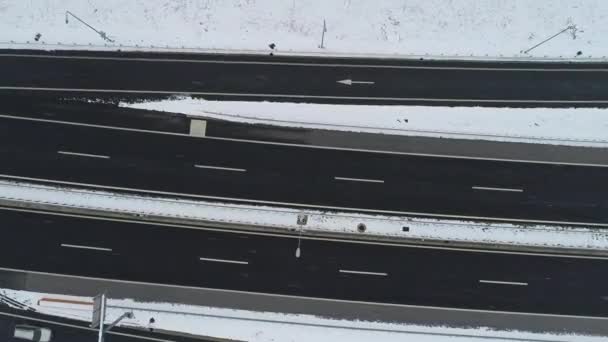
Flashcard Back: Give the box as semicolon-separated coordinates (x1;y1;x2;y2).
2;289;606;342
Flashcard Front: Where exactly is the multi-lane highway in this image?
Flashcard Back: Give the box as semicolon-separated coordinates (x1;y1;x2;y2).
2;49;608;325
1;49;608;107
1;206;608;318
0;109;606;226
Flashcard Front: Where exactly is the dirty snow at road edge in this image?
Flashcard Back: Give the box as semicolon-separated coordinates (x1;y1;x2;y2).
2;288;606;342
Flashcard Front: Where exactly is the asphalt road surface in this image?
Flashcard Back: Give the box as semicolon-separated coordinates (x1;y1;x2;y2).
3;93;608;166
1;49;608;107
1;206;608;318
0;111;607;226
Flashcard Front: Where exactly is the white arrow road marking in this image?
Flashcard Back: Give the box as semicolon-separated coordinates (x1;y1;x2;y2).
337;79;375;86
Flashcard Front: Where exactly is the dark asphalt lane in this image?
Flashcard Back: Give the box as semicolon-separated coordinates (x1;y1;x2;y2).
2;93;608;167
1;49;608;107
0;94;187;133
1;208;608;317
0;115;607;225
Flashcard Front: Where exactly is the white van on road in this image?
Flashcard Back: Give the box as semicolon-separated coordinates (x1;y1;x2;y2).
12;324;52;342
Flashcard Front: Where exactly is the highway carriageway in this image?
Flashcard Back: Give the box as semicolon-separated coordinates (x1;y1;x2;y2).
0;113;608;226
2;49;608;107
2;206;608;318
2;92;608;167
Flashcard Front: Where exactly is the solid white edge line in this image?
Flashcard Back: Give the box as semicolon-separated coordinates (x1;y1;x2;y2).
3;53;608;72
334;176;385;184
0;311;176;342
1;205;607;260
2;113;608;169
1;266;606;321
57;151;110;159
479;280;529;286
199;257;249;265
339;269;388;276
194;164;247;172
0;114;190;137
1;86;607;104
60;243;112;252
472;186;524;193
1;172;606;228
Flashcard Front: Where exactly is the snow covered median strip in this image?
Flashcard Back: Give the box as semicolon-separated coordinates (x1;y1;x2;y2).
2;180;608;252
2;288;605;342
122;97;608;148
1;0;607;60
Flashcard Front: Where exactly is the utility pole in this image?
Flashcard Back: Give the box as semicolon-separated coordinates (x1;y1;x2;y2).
295;214;308;258
319;19;327;48
65;10;115;43
91;293;134;342
523;25;576;54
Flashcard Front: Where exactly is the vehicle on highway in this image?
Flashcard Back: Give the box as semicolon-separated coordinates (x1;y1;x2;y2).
12;324;52;342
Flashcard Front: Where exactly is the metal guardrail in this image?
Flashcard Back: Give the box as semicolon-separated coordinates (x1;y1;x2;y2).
1;41;607;62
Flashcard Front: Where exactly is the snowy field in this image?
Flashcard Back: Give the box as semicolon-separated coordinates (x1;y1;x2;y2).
1;0;607;60
125;97;608;148
2;288;605;342
4;180;608;251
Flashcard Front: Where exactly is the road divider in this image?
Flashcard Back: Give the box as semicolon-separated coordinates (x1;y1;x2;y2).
2;180;608;257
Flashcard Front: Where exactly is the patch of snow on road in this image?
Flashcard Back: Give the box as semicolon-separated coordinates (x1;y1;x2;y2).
123;97;608;148
0;0;607;60
2;288;606;342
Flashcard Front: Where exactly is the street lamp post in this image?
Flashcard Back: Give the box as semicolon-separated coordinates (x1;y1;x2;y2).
91;293;134;342
319;19;327;49
65;10;115;43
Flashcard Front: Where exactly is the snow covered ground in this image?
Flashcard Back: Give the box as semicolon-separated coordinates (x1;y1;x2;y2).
1;0;607;60
124;97;608;148
4;180;608;252
2;288;605;342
